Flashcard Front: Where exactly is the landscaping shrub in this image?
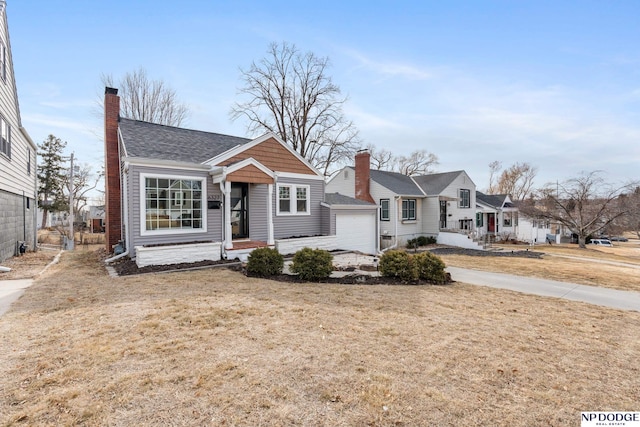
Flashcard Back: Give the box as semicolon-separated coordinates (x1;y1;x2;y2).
413;251;447;284
379;250;417;281
406;235;437;249
246;247;284;277
290;247;334;281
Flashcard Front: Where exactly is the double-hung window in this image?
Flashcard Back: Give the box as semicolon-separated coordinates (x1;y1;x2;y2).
503;212;513;227
0;41;6;83
380;199;390;221
277;184;310;215
0;115;10;158
142;174;205;234
401;199;416;221
459;189;470;208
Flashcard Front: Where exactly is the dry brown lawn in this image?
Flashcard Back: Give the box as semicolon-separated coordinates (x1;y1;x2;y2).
441;243;640;292
1;249;639;426
0;250;59;280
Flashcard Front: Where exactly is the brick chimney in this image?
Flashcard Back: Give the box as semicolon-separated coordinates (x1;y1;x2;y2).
104;87;121;252
355;150;375;203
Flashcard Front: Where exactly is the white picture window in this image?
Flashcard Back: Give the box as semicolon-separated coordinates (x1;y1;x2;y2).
277;184;310;215
140;174;206;235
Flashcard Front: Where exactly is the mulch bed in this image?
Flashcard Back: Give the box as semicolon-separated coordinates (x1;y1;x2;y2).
106;246;538;283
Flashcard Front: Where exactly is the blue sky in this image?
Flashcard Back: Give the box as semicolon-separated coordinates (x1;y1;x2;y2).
8;1;640;201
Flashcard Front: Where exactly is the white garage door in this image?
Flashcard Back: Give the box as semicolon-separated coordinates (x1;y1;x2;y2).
335;212;376;254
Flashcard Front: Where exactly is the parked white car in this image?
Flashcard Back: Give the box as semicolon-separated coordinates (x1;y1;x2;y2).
589;239;613;247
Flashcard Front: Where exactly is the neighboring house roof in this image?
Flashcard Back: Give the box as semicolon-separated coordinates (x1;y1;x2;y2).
324;192;376;206
369;169;425;196
119;118;250;164
412;170;466;196
476;191;514;209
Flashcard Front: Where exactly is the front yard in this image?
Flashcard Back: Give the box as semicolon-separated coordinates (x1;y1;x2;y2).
1;249;639;425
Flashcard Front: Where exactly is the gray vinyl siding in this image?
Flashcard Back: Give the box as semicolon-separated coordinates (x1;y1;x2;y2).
248;183;268;241
126;164;218;257
0;8;37;261
320;205;332;236
273;177;324;238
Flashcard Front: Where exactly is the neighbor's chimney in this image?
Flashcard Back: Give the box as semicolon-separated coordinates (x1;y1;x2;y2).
355;150;375;203
104;87;121;253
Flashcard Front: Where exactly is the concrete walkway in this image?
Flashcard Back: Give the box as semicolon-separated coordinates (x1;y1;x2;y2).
447;266;640;312
0;279;34;316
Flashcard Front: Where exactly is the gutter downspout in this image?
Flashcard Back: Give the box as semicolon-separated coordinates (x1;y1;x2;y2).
105;161;130;263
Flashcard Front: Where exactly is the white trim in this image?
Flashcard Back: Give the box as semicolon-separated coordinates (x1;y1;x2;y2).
276;171;325;181
267;183;274;245
224;181;232;250
205;132;324;178
276;183;311;216
124;156;213;171
139;172;208;237
323;203;378;211
225;157;275;179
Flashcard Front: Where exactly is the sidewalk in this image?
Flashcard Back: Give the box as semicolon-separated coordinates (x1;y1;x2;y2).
0;278;34;316
447;266;640;312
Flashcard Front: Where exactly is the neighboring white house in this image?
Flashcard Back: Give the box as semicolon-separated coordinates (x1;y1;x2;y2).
0;1;37;262
475;192;556;244
326;151;480;249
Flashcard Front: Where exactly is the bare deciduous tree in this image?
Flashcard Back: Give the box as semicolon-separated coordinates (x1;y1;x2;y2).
395;150;439;176
102;67;188;126
487;160;501;193
230;42;360;175
521;171;636;248
366;144;394;170
487;161;537;200
366;144;439;176
64;163;102;219
615;187;640;238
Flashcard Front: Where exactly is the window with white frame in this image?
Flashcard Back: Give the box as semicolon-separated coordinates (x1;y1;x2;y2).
27;148;31;174
476;212;483;227
380;199;390;221
0;115;10;157
0;41;6;82
503;212;513;227
402;199;416;221
459;189;470;208
277;183;310;215
143;176;204;232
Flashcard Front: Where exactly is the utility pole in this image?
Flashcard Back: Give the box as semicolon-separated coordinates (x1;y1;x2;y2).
68;152;75;250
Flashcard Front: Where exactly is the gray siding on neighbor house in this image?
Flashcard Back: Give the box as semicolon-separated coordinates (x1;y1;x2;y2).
273;177;324;238
0;7;37;261
325;167;355;197
0;189;36;261
126;164;218;257
248;183;269;242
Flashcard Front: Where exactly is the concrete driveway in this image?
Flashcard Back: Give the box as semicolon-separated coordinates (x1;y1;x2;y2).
447;266;640;312
0;279;34;316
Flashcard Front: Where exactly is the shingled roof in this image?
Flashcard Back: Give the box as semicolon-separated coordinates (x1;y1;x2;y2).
412;171;465;196
324;192;376;206
119;118;251;164
476;191;511;209
368;169;425;196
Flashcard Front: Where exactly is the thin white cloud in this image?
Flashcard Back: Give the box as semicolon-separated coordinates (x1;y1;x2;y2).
345;49;432;80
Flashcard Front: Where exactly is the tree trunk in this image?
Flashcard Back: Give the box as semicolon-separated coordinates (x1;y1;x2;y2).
578;235;587;249
41;208;49;229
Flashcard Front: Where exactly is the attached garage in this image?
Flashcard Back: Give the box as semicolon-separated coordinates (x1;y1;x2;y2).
323;193;378;255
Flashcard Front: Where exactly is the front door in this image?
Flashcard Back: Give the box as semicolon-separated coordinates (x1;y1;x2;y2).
231;183;249;239
488;213;496;233
439;200;447;229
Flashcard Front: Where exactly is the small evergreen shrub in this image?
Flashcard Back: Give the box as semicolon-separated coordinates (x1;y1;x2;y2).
290;247;334;281
246;247;284;277
379;250;417;281
413;251;447;284
406;235;436;249
425;236;437;245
